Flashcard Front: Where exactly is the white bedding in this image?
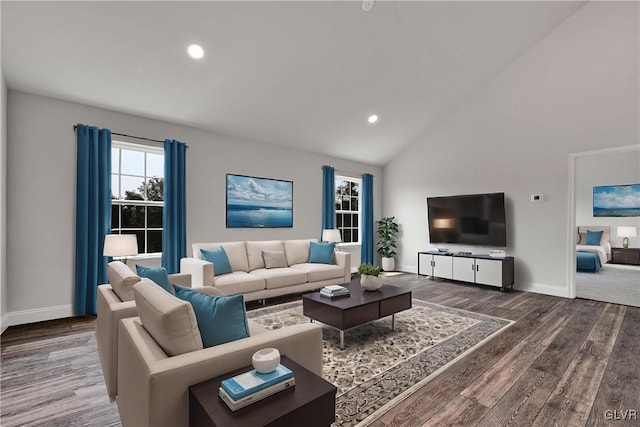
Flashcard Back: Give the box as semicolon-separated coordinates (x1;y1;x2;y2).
576;244;610;266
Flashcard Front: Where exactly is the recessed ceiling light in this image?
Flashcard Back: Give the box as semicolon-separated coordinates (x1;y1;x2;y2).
187;44;204;59
368;114;379;124
362;0;374;12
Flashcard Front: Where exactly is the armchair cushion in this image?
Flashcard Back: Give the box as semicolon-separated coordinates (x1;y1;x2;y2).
133;279;203;356
174;286;250;347
201;247;233;276
136;265;174;294
107;261;141;302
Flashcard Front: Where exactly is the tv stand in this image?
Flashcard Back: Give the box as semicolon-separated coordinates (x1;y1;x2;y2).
418;251;514;291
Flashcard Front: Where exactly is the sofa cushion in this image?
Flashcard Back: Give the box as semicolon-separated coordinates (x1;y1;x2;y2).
136;265;174;294
283;239;317;266
263;250;288;269
192;242;250;272
251;268;308;290
246;241;285;271
290;263;345;282
309;242;335;264
200;247;233;276
213;271;266;294
133;279;203;356
173;286;250;347
107;261;141;302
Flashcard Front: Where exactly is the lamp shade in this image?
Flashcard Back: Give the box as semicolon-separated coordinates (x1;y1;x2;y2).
322;229;342;243
616;226;638;238
103;234;138;257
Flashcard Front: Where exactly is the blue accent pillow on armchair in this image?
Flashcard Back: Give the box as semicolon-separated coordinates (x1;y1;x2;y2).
309;242;335;264
136;265;174;294
174;285;250;347
585;230;603;246
200;247;233;276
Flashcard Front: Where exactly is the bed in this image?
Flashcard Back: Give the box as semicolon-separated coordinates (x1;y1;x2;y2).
576;226;611;273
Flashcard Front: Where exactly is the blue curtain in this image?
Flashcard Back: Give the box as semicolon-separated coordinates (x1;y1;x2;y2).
321;165;335;234
162;139;187;274
361;173;374;264
75;124;111;316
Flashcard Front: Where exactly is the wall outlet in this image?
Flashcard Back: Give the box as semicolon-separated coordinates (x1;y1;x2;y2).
531;194;544;202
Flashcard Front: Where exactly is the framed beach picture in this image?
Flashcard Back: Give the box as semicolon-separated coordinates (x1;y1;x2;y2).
593;183;640;217
226;174;293;228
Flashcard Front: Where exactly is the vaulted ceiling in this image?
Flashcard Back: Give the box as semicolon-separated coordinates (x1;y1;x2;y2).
1;1;585;165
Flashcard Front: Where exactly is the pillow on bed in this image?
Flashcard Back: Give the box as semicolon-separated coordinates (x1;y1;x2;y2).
585;230;603;246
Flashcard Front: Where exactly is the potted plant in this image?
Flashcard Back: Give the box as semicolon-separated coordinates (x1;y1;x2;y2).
357;263;383;290
377;216;399;271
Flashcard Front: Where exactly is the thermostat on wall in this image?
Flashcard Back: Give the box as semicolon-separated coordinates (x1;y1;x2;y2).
531;194;544;202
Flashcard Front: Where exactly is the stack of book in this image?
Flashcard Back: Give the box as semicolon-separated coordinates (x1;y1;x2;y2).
219;364;294;411
320;284;350;298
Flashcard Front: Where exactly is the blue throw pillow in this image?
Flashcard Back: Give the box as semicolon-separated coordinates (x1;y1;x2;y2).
585;230;603;246
309;241;335;264
200;247;233;276
174;285;250;347
136;265;174;294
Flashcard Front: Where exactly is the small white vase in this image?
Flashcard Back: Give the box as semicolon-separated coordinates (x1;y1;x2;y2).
381;257;395;272
252;348;280;373
361;274;383;291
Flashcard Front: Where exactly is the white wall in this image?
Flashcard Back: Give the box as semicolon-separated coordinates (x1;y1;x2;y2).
1;70;7;332
383;2;639;297
576;149;640;248
5;91;381;326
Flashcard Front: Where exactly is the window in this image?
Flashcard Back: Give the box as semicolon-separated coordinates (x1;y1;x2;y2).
111;141;164;254
335;176;360;244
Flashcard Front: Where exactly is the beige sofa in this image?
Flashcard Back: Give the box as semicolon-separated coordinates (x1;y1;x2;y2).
180;239;351;302
116;279;323;427
96;261;219;401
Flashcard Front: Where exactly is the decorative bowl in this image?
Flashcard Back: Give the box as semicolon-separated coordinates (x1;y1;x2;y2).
360;274;383;291
252;348;281;373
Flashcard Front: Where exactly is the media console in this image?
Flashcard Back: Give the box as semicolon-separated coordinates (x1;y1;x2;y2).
417;251;514;291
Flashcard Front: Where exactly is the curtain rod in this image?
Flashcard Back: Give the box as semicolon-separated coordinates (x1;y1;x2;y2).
322;166;375;178
73;125;189;147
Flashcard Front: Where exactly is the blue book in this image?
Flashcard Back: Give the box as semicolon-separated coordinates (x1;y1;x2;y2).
221;364;293;400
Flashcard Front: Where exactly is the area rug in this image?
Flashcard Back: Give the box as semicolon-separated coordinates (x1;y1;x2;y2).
247;299;513;426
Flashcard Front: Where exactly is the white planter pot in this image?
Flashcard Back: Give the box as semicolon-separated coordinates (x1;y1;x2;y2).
360;274;383;291
381;257;395;272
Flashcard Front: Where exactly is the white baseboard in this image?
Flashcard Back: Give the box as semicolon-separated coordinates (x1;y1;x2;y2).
4;304;74;329
0;313;9;334
398;264;417;274
512;281;571;299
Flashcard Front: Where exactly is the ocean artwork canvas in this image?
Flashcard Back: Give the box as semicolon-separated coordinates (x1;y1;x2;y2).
593;184;640;217
226;174;293;228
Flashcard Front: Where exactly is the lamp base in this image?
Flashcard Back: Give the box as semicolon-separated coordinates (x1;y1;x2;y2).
623;237;629;248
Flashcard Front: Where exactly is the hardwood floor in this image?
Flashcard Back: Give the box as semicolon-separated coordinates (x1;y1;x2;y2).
371;276;639;427
1;274;638;426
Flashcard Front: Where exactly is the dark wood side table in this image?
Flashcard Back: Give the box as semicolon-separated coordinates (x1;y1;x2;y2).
611;247;640;265
189;356;336;427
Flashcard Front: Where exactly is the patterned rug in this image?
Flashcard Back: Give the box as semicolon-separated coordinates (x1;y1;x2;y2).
247;299;513;426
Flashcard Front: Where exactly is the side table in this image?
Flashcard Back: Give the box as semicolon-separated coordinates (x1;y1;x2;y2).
189;356;336;427
611;247;640;265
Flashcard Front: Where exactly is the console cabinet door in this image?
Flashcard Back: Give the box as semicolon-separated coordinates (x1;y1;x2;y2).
433;255;453;279
474;259;503;287
418;253;432;276
452;257;475;283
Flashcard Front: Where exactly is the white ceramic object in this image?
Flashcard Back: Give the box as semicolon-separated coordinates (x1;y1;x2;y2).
381;257;395;271
361;274;383;291
252;348;281;373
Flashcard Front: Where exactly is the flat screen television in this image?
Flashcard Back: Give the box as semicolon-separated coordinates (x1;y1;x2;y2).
427;192;507;247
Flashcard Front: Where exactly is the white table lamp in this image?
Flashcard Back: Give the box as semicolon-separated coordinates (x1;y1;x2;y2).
616;226;637;248
104;234;138;260
322;229;342;244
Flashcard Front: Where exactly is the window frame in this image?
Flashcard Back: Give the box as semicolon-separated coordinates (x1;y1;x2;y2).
111;141;164;255
335;175;361;245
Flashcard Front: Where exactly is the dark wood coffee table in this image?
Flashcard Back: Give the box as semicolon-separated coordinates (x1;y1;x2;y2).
302;276;412;349
189;356;336;427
